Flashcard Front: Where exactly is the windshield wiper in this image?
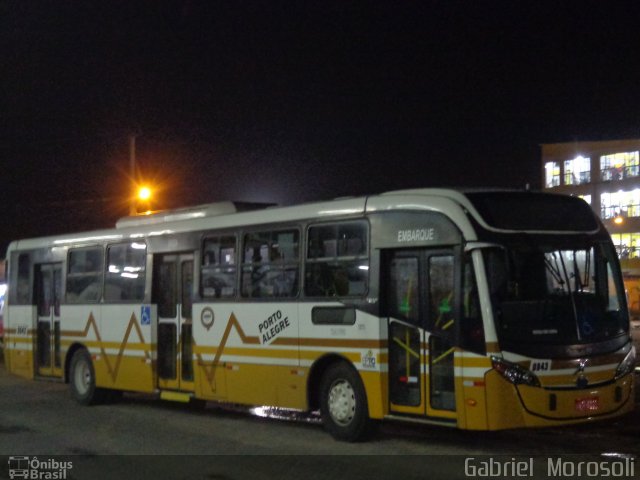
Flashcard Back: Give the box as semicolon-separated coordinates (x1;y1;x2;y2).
557;251;582;341
544;253;566;292
572;251;584;292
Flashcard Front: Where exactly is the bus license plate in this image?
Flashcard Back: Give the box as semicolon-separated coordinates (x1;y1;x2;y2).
575;397;599;412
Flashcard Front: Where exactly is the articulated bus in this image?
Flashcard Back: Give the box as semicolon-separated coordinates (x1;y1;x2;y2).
2;189;636;440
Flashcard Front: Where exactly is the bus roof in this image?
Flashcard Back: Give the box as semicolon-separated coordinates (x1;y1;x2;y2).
5;188;601;254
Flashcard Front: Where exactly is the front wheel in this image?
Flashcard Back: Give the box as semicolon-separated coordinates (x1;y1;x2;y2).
69;349;107;405
320;362;373;441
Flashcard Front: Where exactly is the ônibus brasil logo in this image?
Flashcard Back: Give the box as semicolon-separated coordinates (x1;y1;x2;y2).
8;456;73;479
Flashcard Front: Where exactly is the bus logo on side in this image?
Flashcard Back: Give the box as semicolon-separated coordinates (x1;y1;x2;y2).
362;350;376;369
8;456;30;479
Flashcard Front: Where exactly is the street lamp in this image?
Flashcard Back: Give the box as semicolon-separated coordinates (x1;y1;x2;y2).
135;185;153;215
138;186;152;201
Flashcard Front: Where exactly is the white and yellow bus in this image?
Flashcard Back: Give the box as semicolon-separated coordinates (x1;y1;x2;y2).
2;189;636;440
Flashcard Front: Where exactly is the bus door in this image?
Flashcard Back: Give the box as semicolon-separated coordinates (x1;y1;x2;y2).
35;263;62;377
386;249;457;419
153;253;195;392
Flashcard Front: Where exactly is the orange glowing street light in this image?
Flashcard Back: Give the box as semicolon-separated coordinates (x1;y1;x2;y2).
138;186;152;201
127;135;157;215
132;184;154;215
614;215;624;225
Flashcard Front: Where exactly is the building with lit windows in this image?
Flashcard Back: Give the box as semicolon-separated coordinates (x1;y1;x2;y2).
541;138;640;259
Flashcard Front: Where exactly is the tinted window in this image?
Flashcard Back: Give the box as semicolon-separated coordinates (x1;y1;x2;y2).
202;236;237;299
16;253;31;304
241;229;300;298
312;306;356;325
305;221;369;297
67;247;103;303
484;241;627;356
466;192;599;231
104;242;146;302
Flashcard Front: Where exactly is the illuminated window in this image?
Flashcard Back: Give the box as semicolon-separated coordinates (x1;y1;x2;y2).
600;189;640;219
611;232;640;259
544;161;560;188
579;194;591;205
600;151;639;181
564;156;591;185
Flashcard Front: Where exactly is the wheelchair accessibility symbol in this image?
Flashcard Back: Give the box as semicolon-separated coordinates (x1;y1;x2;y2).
141;305;151;325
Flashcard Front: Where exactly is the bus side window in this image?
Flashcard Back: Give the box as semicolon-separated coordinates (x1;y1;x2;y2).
16;253;31;304
202;235;237;299
66;247;104;303
241;229;299;298
104;242;146;302
304;221;369;298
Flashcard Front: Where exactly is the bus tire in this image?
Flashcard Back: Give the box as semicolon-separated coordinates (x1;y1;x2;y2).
320;362;372;442
69;349;106;405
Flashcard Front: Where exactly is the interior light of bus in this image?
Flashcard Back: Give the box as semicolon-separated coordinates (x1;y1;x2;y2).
490;356;540;387
615;347;636;379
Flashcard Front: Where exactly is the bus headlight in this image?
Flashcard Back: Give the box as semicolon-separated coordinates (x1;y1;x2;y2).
615;347;636;379
491;356;541;387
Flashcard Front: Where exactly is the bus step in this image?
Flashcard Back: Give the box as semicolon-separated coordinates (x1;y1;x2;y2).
160;391;192;403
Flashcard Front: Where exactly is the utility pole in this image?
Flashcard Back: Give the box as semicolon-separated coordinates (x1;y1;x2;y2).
129;134;137;215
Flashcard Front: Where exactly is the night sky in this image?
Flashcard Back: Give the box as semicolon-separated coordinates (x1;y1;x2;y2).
4;1;640;252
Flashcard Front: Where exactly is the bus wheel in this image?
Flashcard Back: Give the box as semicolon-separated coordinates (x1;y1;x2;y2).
69;349;105;405
320;363;372;442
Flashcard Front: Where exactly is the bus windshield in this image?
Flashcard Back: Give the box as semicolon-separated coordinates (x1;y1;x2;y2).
483;240;628;357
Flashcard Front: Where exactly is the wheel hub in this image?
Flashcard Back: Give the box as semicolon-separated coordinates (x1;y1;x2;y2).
328;379;356;426
74;360;90;395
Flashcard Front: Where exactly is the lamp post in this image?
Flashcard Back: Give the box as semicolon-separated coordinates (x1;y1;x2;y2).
129;134;137;216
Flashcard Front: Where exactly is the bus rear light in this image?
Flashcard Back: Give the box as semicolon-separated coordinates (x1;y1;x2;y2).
491;356;540;387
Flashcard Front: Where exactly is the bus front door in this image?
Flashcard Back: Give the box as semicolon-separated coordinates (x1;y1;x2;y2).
153;253;195;392
35;263;62;377
386;249;457;421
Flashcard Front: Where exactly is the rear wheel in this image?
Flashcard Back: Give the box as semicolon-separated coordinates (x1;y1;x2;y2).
320;362;373;441
69;349;107;405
